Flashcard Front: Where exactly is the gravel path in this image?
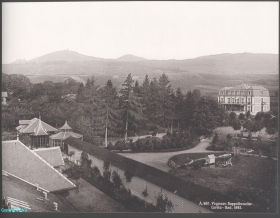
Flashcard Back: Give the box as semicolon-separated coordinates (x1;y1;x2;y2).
119;140;221;172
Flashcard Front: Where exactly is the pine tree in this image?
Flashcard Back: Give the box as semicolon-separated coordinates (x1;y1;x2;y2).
99;80;121;147
148;78;160;124
120;74;144;141
191;97;219;136
158;73;174;128
184;89;201;133
82;76;103;144
174;87;185;130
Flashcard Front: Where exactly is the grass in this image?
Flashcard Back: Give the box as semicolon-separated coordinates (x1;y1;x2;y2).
170;153;277;194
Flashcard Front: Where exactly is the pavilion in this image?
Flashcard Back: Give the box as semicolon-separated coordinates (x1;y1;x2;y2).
49;120;83;153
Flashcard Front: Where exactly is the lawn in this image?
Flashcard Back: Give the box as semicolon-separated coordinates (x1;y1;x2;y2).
170;153;277;193
169;153;277;212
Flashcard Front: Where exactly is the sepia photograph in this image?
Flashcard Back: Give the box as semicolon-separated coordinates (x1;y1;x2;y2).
1;1;279;214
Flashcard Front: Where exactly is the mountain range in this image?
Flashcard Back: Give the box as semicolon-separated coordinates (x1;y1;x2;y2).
2;50;278;96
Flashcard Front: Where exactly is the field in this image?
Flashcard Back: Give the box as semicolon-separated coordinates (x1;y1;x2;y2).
169;153;277;212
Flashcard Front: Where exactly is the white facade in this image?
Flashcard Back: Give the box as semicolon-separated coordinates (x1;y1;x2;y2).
218;84;270;115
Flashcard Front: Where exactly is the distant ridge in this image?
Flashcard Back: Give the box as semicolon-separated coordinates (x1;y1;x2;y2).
116;54;146;62
28;50;103;63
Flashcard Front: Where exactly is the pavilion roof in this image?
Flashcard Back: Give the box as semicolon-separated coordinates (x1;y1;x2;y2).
31;119;49;136
21;118;57;134
60;120;72;130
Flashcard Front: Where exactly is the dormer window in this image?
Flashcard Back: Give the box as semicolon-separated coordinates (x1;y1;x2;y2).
248;91;251;95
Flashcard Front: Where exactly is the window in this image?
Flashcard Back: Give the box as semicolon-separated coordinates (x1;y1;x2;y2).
232;98;235;103
248;97;251;104
228;91;231;95
220;97;223;103
248;91;251;95
241;90;245;95
241;98;244;103
232;91;235;95
236;98;239;103
237;90;240;95
227;98;230;103
38;137;46;147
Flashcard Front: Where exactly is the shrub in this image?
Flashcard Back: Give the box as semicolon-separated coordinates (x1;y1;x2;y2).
212;133;218;144
115;140;128;151
192;162;202;170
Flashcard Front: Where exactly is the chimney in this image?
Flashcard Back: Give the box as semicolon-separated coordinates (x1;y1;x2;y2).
16;131;19;141
35;183;39;191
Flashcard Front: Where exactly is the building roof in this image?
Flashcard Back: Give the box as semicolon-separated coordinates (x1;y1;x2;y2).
2;175;78;212
220;87;232;91
50;131;83;140
229;83;251;90
206;154;215;159
63;137;213;213
21;118;58;134
219;83;270;96
2;92;8;97
60;120;72;130
2;140;76;192
19;120;32;125
34;147;64;167
32;119;49;136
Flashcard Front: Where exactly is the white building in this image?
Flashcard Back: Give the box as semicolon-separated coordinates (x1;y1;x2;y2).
218;83;270;115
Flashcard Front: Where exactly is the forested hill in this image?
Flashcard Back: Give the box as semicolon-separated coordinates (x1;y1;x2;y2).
2;51;278;96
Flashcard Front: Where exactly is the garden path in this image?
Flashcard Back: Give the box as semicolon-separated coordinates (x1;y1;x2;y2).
119;139;222;172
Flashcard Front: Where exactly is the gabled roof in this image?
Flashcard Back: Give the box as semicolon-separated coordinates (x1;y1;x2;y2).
32;119;48;136
206;154;215;159
19;120;32;125
2;140;76;192
60;120;72;130
22;118;58;134
50;131;83;140
34;147;64;167
2;92;8;97
2;175;78;212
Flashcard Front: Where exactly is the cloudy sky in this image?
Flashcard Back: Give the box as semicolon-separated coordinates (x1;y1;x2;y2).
2;1;279;63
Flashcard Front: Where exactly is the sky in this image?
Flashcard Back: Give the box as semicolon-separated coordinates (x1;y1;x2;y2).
2;1;279;64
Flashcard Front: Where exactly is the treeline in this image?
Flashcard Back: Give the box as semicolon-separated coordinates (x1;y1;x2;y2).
63;156;174;212
2;73;226;145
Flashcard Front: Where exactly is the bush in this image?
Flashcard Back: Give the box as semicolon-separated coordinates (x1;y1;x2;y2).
114;140;128;151
192;162;202;170
212;133;218;144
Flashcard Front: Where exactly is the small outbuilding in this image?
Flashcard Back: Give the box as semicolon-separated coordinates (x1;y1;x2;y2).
49;120;83;153
205;154;216;165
